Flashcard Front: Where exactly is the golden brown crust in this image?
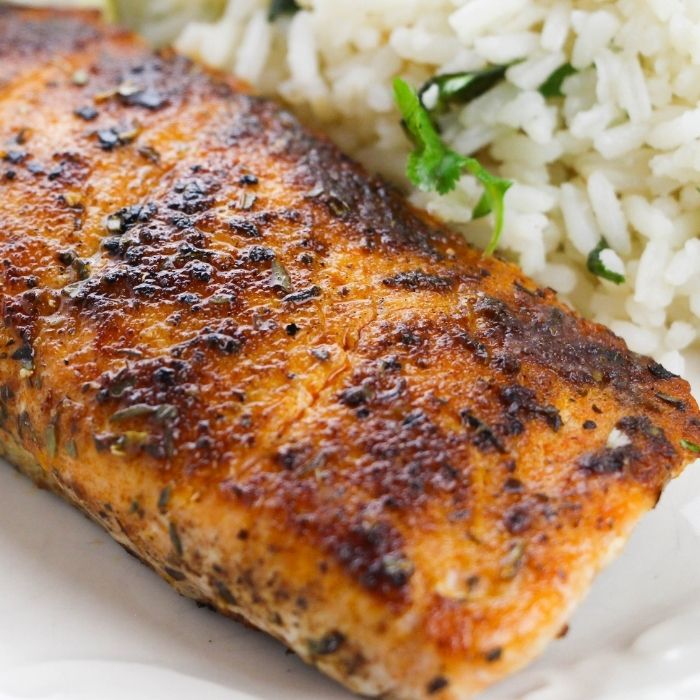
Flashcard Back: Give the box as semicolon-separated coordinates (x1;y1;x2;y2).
1;7;699;699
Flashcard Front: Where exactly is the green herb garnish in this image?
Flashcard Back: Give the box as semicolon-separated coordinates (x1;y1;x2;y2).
393;77;511;256
472;191;492;220
681;439;700;454
587;238;625;284
268;0;300;21
539;63;577;98
419;65;510;114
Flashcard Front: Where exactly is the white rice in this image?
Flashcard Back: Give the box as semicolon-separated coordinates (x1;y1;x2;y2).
95;1;700;376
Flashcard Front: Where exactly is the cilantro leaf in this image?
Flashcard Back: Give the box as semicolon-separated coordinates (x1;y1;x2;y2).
268;0;300;21
395;77;465;195
539;63;577;98
472;191;492;219
419;65;510;114
587;238;625;284
393;78;512;255
463;159;512;256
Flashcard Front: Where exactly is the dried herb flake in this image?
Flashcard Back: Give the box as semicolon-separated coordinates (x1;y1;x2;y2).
169;521;183;557
158;484;172;513
680;439;700;454
270;259;293;292
655;392;686;410
65;439;78;458
109;404;158;422
44;423;57;458
308;630;345;656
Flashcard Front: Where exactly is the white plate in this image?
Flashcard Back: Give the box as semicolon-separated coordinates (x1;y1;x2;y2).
1;356;699;700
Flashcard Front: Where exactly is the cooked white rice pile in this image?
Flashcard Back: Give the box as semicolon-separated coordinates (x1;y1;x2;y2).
61;0;700;375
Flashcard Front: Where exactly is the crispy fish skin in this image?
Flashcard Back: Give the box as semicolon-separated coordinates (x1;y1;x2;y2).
1;6;699;698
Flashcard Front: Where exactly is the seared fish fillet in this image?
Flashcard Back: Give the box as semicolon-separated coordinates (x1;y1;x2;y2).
1;6;699;699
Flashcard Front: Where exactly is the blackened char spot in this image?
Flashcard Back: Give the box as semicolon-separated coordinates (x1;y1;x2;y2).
500;385;562;432
579;446;633;475
10;343;33;364
648;361;678;380
109;202;158;231
283;286;321;304
382;270;454;292
238;246;275;264
0;9;100;66
455;329;489;363
352;408;467;507
470;294;660;399
3;149;26;164
339;386;370;408
325;519;414;597
396;322;422;347
202;330;243;354
485;647;503;663
167;176;219;214
504;505;531;534
491;351;521;375
474;296;522;335
427;677;449;694
617;415;676;458
274;444;309;471
93;357;195;461
96;128;120;150
74;105;98;121
170;321;246;359
460;409;505;453
224;97;267;142
503;477;524;493
582;418;676;485
186;260;214;282
153;367;176;385
228;216;260;238
218;96;450;259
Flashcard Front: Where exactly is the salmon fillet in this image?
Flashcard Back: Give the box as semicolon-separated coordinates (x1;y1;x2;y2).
1;6;699;699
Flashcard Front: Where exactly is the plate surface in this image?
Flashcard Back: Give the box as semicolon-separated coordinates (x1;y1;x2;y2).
1;355;699;700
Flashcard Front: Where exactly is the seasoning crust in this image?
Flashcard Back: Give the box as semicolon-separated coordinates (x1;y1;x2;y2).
1;7;699;699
